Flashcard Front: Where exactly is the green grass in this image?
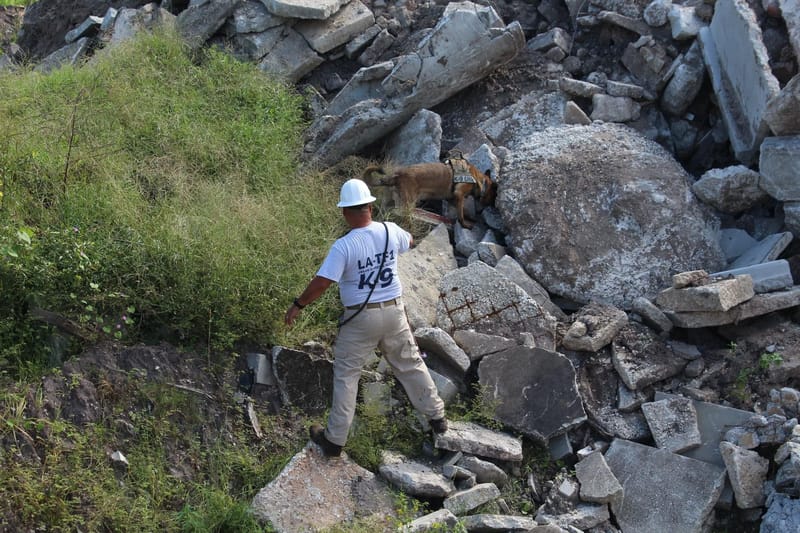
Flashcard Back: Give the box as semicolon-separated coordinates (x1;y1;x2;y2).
0;28;350;376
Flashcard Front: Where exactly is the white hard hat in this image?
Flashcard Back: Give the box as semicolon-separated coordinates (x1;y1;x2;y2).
337;178;376;208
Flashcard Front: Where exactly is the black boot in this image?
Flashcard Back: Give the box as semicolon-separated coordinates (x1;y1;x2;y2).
309;424;342;457
429;418;448;434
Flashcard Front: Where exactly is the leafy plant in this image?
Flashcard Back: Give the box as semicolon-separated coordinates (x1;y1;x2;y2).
759;352;783;370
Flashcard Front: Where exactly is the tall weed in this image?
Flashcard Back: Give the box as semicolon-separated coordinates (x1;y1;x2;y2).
0;29;347;372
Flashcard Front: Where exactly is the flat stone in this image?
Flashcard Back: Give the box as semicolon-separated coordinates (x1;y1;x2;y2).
697;0;780;164
478;346;586;442
719;228;758;262
604;439;726;533
261;0;349;19
443;483;500;515
719;441;769;509
664;286;800;328
379;458;455;499
711;260;794;294
434;421;523;462
655;392;754;468
459;514;536;532
575;450;623;505
457;455;508;487
641;397;702;453
612;323;687;390
251;443;395;531
728;231;793;269
401;508;458;533
295;0;374;54
562;301;628;352
655;275;754;312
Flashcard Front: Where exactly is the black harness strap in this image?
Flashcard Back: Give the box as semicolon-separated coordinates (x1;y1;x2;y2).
338;222;389;328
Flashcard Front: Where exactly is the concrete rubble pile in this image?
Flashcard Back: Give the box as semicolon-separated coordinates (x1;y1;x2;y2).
6;0;800;531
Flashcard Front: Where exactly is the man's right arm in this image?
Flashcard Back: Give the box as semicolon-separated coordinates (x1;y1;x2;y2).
284;276;334;326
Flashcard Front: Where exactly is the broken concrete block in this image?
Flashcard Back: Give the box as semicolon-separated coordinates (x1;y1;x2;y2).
641;397;702;453
720;441;769;509
719;228;759;263
590;93;641;122
711;260;794;294
655;274;754;312
759;136;800;201
478;346;586;441
655;392;754;468
576;450;623;505
764;73;800;136
434;420;523;462
632;296;673;334
562;301;628;352
401;508;459;533
612;323;687;390
697;0;780;164
295;0;374;54
728;231;793;269
262;0;349;20
664;287;800;328
443;483;500;515
672;269;709;288
604;439;726;533
691;164;769;214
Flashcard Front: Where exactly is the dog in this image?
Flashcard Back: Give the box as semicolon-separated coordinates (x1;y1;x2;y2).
362;155;496;229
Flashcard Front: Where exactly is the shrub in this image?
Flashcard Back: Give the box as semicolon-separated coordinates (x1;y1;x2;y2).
0;28;346;373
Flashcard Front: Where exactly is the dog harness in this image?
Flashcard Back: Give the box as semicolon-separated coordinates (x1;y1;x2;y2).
446;157;485;198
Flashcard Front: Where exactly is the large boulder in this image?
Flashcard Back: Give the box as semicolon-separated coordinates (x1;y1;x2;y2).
497;123;725;309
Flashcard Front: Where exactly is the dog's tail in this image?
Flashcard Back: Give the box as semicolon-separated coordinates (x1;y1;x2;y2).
361;165;396;187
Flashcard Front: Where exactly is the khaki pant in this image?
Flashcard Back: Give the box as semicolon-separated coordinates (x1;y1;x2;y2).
324;299;445;446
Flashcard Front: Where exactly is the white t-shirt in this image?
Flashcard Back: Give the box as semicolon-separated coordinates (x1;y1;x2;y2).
317;221;412;307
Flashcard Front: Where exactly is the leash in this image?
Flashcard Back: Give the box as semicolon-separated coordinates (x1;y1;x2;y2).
338;221;389;328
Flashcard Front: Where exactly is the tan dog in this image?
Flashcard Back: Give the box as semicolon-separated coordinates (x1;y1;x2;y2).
362;156;496;229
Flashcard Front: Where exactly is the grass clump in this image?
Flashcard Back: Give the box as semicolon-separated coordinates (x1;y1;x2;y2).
0;27;346;376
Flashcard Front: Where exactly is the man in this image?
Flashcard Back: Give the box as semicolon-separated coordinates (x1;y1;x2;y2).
285;178;448;457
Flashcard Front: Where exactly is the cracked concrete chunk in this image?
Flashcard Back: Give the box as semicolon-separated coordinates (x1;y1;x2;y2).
604;439;726;533
433;420;523;462
612;323;687;390
641;396;702;453
478;346;586;441
436;261;556;350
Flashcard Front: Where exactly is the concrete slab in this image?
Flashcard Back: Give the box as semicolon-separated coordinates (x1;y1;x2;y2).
719;228;758;262
665;286;800;328
711;260;794;293
605;439;726;533
728;231;793;270
655;392;754;467
697;0;780;164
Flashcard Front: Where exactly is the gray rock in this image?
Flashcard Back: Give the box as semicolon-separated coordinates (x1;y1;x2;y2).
604;439;726;533
452;329;517;362
460;513;536;532
562;302;628;352
401;508;458;533
398;223;457;330
458;455;509;487
379;457;456;499
497;123;724;310
719;441;768;508
612;323;687;390
385;109;442;166
575;451;623;505
251;443;395;531
436;261;557;350
271;346;332;415
262;0;348;20
761;492;800;533
295;0;374;54
478;346;586;442
434;420;523;462
641;397;702;453
691;164;769;214
443;483;500;516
